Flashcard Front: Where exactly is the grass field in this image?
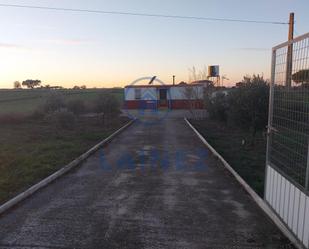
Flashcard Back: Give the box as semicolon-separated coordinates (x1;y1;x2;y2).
0;88;124;115
190;119;267;197
0;88;127;205
0;115;129;205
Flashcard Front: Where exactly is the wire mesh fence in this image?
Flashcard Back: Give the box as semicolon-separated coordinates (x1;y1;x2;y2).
268;33;309;190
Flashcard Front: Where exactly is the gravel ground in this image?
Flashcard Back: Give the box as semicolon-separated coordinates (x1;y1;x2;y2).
0;111;294;249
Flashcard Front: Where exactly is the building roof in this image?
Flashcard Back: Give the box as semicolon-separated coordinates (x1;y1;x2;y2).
191;80;213;84
124;83;203;88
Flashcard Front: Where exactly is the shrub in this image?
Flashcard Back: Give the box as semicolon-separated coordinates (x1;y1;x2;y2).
228;75;269;136
67;99;85;115
205;74;269;140
45;110;75;129
43;92;65;113
205;92;229;122
94;93;120;119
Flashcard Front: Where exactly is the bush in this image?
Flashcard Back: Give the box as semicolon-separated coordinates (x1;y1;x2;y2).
205;74;269;138
93;93;120;119
45;110;76;129
205;92;229;122
67;99;85;115
43;92;65;113
228;75;269;136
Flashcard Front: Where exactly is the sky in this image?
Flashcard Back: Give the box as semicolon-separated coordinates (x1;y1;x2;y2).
0;0;308;88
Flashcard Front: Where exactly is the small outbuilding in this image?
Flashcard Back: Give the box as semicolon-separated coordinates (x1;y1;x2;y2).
124;83;204;109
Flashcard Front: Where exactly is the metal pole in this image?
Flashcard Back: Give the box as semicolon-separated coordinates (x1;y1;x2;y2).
305;140;309;190
264;49;277;199
286;12;294;88
173;75;175;85
266;49;276;163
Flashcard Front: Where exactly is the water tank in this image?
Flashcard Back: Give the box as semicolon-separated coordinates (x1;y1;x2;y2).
208;65;220;77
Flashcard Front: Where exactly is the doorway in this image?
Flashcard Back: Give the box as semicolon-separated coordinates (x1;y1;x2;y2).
159;88;168;108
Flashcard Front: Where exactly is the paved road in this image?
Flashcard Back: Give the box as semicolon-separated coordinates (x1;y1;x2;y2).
0;111;293;248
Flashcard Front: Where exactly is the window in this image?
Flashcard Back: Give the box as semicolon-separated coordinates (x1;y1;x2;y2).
135;89;141;100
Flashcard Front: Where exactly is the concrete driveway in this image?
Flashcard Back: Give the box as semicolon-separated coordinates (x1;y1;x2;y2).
0;111;293;248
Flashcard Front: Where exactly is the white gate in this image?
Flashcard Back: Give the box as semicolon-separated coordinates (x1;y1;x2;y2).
265;32;309;248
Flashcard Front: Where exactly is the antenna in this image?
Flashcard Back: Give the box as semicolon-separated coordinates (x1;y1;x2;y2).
148;76;157;85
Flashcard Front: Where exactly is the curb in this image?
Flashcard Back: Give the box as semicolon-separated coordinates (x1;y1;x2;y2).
184;118;304;249
0;118;136;215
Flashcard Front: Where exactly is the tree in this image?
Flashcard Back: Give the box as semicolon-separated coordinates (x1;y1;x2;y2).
292;69;309;84
204;74;269;143
22;79;41;89
13;81;21;89
205;91;229;122
80;85;87;89
228;74;269;140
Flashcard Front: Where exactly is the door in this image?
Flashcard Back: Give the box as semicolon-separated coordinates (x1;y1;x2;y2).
159;89;168;108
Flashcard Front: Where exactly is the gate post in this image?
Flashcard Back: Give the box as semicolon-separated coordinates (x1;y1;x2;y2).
265;49;276;165
264;49;277;199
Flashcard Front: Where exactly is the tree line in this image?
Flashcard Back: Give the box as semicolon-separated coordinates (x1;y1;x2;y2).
13;80;87;90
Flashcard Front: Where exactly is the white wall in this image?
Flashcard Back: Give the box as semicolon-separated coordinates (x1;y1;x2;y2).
170;86;204;100
265;165;309;248
125;85;204;101
125;87;157;101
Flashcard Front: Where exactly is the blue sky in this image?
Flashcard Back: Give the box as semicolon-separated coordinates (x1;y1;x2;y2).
0;0;308;88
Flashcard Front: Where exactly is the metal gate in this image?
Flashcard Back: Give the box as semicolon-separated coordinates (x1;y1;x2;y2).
265;32;309;248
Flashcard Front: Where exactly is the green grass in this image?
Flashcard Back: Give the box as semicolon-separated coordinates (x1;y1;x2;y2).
190;119;267;197
0;88;124;114
0;116;129;204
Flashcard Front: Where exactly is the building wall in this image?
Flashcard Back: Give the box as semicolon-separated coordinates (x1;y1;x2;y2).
125;85;204;101
170;86;204;100
265;165;309;248
125;99;204;109
125;87;157;101
124;100;157;109
124;85;204;109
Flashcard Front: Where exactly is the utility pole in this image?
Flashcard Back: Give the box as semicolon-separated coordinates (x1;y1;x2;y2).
173;75;175;85
286;12;294;87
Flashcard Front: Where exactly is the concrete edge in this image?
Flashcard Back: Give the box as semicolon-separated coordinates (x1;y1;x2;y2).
0;118;136;215
184;118;305;249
